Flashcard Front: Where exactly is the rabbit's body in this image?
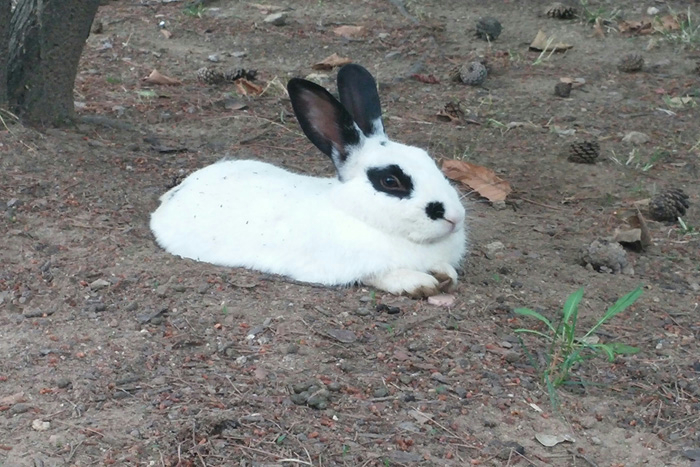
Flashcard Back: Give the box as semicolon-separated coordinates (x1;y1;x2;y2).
151;65;468;296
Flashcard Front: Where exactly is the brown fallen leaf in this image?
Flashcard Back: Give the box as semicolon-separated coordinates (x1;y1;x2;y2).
332;25;365;38
411;73;440;84
442;159;512;202
436;101;464;123
655;14;680;32
312;53;352;70
618;19;653;35
143;69;181;85
160;29;172;39
529;30;573;52
593;17;605;38
235;78;263;96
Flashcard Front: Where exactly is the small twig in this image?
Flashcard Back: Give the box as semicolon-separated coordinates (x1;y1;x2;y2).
387;0;418;24
519;197;567;211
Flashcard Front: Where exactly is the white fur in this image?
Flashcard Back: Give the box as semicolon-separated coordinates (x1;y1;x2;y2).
150;70;468;296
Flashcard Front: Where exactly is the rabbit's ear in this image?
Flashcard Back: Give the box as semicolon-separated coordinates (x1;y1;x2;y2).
337;64;385;138
288;78;362;174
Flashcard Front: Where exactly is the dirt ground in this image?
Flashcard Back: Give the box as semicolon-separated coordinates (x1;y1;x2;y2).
2;0;700;465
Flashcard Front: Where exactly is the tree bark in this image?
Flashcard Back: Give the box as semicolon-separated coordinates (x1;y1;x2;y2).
8;0;100;125
0;0;9;107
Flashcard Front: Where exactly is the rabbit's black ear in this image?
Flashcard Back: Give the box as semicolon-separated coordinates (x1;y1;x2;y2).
288;78;361;176
337;64;385;138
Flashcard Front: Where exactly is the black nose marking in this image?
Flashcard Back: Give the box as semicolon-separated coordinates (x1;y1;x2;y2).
425;201;445;220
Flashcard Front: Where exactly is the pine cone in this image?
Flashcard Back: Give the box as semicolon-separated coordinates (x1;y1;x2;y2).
476;17;502;41
545;2;577;19
568;140;600;163
456;62;487;86
618;53;644;73
197;67;225;84
222;68;258;82
649;188;690;222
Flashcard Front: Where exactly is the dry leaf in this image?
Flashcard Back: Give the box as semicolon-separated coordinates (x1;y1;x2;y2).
618;19;653;35
593;17;605;38
160;29;172;39
143;69;181;85
411;73;440;84
655;15;680;32
0;392;25;405
235;78;263;95
442;159;512;202
312;53;352;70
535;432;575;447
529;30;573;52
333;25;365;38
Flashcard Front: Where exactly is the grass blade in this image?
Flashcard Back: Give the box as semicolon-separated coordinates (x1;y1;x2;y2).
584;286;643;338
514;307;556;333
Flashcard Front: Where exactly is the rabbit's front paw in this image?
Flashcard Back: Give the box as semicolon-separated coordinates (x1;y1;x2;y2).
429;263;458;292
365;269;442;298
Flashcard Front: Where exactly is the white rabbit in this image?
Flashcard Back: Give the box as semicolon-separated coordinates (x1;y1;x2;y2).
150;64;467;297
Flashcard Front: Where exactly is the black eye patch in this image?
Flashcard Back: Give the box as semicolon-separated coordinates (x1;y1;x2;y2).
366;164;414;199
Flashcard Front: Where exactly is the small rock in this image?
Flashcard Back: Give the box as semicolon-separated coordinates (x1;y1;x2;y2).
232;51;247;58
504;351;520;363
56;378;72;389
431;372;448;384
484;241;506;259
327;382;342;392
292;381;315;393
263;12;287;26
454;387;468;398
285;344;299;354
373;387;390;398
23;308;52;318
290;392;309;405
622;131;650;145
155;284;169;297
306;393;328;409
32;419;50;431
327;328;356;343
207;54;220;63
90;278;110;290
10;403;32;415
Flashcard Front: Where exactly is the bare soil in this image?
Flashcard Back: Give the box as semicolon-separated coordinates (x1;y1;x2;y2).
2;0;699;465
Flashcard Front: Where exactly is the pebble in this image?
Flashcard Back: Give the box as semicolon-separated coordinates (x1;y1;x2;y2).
327;382;342;392
155;284;169;297
207;54;220;62
263;12;287;26
373;387;390;398
431;372;448;384
484;241;506;259
10;403;32;415
90;278;110;290
622;131;650;145
32;419;50;431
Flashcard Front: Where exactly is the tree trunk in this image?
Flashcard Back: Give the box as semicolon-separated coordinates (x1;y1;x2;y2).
0;0;9;107
8;0;99;125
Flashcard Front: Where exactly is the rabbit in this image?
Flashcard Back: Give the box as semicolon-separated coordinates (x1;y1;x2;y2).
150;64;467;297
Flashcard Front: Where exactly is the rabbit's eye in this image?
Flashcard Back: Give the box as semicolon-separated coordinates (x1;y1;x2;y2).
366;165;413;199
381;176;401;189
